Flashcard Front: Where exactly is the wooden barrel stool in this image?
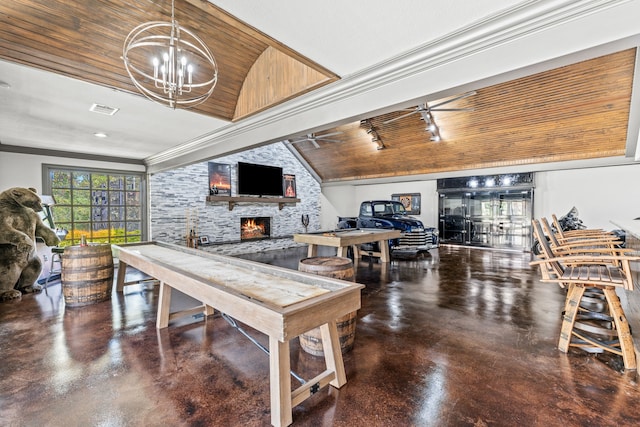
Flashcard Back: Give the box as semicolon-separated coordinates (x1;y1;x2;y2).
559;283;636;370
62;244;114;307
298;256;357;356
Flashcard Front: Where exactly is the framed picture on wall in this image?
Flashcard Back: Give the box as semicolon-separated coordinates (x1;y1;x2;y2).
283;174;296;198
208;162;231;196
391;193;421;214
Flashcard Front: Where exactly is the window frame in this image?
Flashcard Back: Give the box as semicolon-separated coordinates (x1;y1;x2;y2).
42;164;147;246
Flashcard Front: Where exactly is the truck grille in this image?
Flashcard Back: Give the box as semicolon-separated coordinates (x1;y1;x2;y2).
399;230;434;247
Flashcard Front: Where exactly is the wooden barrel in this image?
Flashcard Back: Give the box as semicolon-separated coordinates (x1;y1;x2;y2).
298;256;357;356
62;244;114;307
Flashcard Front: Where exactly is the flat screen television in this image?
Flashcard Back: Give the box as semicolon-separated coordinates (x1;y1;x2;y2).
237;162;284;197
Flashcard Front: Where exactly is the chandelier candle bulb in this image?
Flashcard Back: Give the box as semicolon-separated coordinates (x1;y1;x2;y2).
152;57;159;80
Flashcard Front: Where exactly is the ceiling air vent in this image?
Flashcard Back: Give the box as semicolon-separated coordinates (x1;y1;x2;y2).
89;103;119;116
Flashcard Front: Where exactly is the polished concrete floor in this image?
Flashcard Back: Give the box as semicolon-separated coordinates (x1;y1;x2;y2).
2;245;640;426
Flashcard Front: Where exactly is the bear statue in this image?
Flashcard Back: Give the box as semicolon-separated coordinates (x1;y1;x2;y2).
0;187;60;302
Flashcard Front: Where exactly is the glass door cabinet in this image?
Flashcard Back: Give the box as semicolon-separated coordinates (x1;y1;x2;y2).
437;174;534;251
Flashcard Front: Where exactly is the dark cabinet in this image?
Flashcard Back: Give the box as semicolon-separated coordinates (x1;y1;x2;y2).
438;187;533;251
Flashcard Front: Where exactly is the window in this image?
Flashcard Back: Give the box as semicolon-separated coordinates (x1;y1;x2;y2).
43;165;146;247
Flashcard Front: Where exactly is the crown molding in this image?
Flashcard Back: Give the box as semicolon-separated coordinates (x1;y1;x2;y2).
0;143;144;165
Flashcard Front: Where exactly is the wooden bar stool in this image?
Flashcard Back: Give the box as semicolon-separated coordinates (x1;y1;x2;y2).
559;283;635;369
529;219;639;370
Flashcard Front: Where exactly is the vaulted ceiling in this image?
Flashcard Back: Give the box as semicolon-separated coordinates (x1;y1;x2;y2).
0;0;338;121
1;0;639;183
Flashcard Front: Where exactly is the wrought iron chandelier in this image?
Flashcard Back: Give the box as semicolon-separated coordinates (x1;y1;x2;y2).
122;0;218;109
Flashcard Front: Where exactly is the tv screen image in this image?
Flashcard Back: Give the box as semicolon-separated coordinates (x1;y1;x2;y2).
237;162;284;197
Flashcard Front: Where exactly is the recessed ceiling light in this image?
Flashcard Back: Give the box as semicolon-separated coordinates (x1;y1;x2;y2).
94;132;108;138
0;81;10;89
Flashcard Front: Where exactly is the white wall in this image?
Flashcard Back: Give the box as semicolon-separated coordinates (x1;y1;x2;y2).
534;164;640;229
321;180;439;229
0;151;145;193
322;163;640;233
320;185;356;229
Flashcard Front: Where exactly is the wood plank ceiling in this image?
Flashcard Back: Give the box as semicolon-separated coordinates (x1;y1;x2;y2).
0;1;635;183
0;0;338;122
291;49;636;182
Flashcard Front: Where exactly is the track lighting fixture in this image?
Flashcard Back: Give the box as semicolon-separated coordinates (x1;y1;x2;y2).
419;111;441;142
361;119;385;150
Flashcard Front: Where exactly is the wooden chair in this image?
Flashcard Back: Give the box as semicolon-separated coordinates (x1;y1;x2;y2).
540;217;632;270
551;213;617;241
541;217;622;251
530;219;639;370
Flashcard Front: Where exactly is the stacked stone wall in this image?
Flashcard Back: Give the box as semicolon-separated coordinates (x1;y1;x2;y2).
150;142;320;255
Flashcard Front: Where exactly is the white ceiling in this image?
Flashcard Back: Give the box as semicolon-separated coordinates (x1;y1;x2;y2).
211;0;515;77
1;0;640;173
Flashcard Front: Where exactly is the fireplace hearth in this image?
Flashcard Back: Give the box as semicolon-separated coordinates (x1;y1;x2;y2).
241;217;271;241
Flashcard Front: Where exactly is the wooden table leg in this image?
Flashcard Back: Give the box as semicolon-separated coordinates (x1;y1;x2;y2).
116;260;128;292
337;246;347;257
320;320;347;387
204;305;215;316
379;240;391;263
352;244;361;259
269;336;293;427
156;281;172;329
307;244;318;257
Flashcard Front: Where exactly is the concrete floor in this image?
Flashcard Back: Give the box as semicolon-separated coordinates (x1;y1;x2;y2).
2;245;640;426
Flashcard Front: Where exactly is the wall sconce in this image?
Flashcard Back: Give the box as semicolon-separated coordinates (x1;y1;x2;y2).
361;119;385;150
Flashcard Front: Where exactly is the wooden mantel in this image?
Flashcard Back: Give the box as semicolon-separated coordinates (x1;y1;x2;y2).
206;195;300;211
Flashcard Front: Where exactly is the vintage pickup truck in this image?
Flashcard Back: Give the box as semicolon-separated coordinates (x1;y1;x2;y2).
337;200;439;257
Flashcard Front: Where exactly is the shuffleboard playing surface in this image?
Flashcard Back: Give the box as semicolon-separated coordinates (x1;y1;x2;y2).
124;244;330;307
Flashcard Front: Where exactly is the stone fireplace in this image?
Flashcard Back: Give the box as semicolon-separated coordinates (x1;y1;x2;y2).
240;217;271;241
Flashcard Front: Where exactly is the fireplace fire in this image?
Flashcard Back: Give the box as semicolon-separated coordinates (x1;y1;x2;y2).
240;217;271;241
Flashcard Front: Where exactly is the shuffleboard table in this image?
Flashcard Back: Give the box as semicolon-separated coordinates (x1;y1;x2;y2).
293;228;401;262
113;241;363;427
